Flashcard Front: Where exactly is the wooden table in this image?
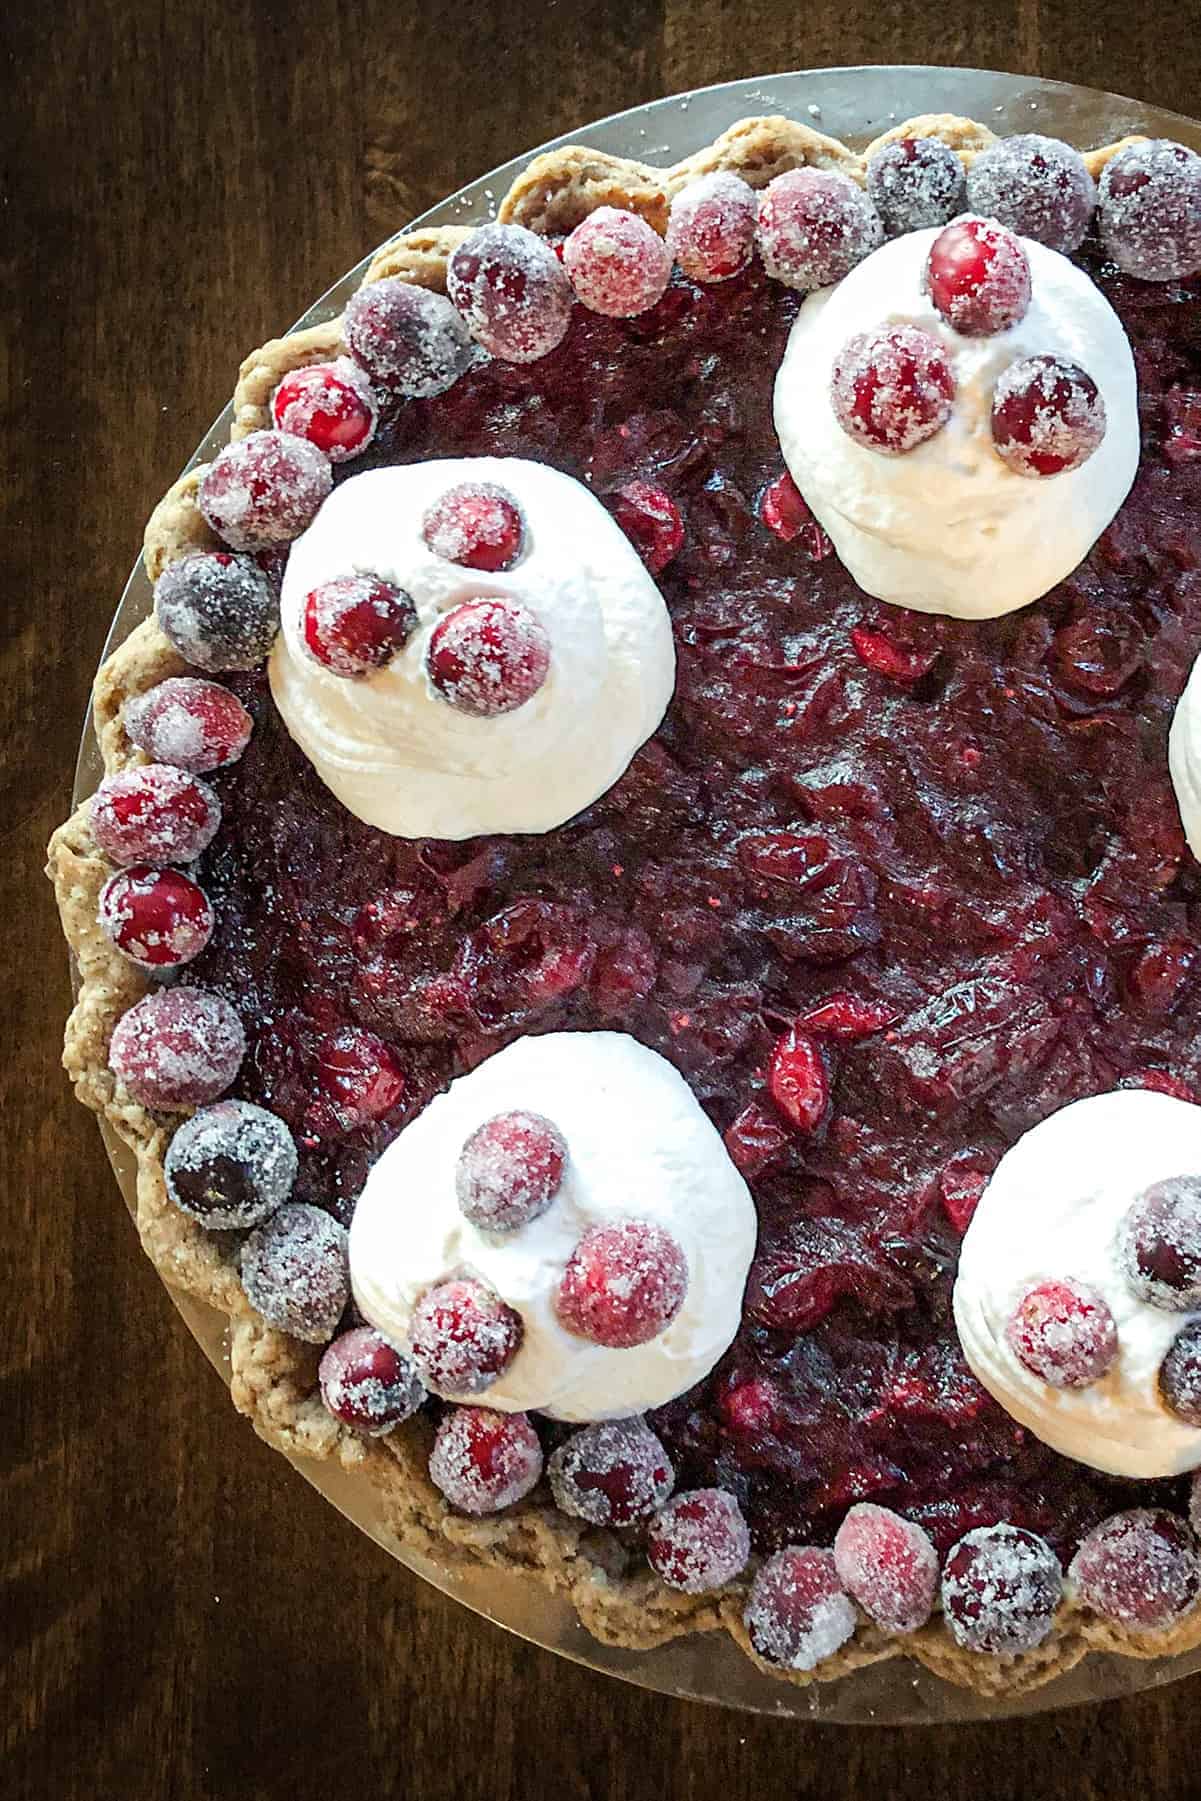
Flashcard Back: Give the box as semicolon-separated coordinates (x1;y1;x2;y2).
8;3;1201;1794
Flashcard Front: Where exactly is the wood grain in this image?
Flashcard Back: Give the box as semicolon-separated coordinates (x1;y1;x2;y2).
6;2;1201;1795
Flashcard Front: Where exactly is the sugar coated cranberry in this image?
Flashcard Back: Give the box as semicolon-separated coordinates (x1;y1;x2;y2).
91;764;220;866
768;1026;829;1133
756;168;883;290
123;676;252;773
1099;139;1201;281
833;1504;938;1633
941;1523;1062;1654
240;1202;349;1343
164;1098;297;1229
744;1546;856;1669
924;216;1032;336
1005;1277;1119;1388
830;325;955;455
270;358;378;462
447;222;573;362
1158;1322;1201;1424
547;1417;674;1526
1119;1176;1201;1309
1070;1509;1200;1629
991;355;1106;478
555;1219;688;1348
665;173;758;282
610;481;684;574
314;1026;405;1132
456;1109;567;1232
343;276;475;396
99;865;214;969
866;135;967;235
154;551;281;672
198;432;332;553
426;597;550;717
966;134;1096;253
562;207;671;317
421;482;526;572
408;1277;523;1396
319;1327;426;1434
429;1405;543;1514
647;1489;751;1593
109;987;245;1109
302;574;417;678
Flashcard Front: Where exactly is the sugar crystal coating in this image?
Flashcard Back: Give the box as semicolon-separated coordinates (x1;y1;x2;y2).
426;596;551;717
1099;139;1201;281
198;432;332;553
756;168;883;290
744;1546;857;1669
555;1219;688;1348
1158;1321;1201;1424
647;1488;751;1593
447;223;574;362
99;865;214;968
343;277;475;396
1069;1509;1200;1629
428;1405;543;1514
967;134;1096;253
665;173;758;282
866;136;967;236
270;358;378;462
240;1202;349;1343
941;1523;1062;1654
302;573;417;678
319;1326;426;1433
547;1417;674;1526
990;355;1106;478
408;1277;524;1396
830;325;955;455
91;764;221;866
563;208;672;317
155;550;282;672
1005;1276;1119;1388
421;482;527;573
123;676;252;773
165;1098;297;1229
109;987;245;1110
1119;1176;1201;1309
833;1503;938;1633
924;216;1032;336
456;1109;567;1232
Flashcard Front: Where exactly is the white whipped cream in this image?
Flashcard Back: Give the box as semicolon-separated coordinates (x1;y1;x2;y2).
348;1032;757;1421
954;1090;1201;1477
774;228;1140;619
1169;652;1201;861
269;458;675;839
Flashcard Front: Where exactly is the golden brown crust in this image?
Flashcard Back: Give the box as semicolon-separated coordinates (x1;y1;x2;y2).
57;106;1201;1702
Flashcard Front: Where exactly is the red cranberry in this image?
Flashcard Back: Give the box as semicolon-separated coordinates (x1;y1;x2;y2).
924;217;1032;335
198;432;332;552
1070;1509;1200;1629
109;987;245;1109
967;134;1096;254
665;173;758;282
866;135;967;235
302;574;417;677
240;1202;349;1343
319;1326;426;1434
1158;1321;1201;1424
744;1546;856;1669
421;482;526;572
91;764;220;866
1005;1278;1119;1388
1099;139;1201;281
991;355;1106;478
547;1417;674;1526
1119;1177;1201;1310
767;1026;829;1133
940;1163;988;1235
456;1109;567;1232
408;1277;523;1396
343;277;475;395
426;597;550;717
723;1103;791;1179
556;1220;688;1349
941;1523;1062;1654
756;168;883;290
794;992;896;1039
831;326;955;455
99;865;214;969
758;470;808;541
428;1405;543;1515
719;1375;782;1434
447;223;573;362
314;1026;405;1132
154;551;281;672
270;358;378;462
646;1489;750;1593
562;208;671;317
123;676;252;773
850;624;938;684
610;481;684;574
1127;938;1195;1015
1053;611;1139;696
833;1504;938;1633
164;1099;297;1229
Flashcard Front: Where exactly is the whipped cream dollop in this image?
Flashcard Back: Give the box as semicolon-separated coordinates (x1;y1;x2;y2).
774;227;1140;619
269;458;675;839
348;1032;758;1421
954;1090;1201;1477
1169;652;1201;861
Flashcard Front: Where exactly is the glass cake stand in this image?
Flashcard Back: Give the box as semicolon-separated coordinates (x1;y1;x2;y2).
72;66;1201;1723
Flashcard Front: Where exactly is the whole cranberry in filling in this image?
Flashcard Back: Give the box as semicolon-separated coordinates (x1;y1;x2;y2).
665;172;758;282
866;135;967;235
758;470;811;542
408;1277;523;1395
1119;1177;1201;1310
1098;139;1201;281
99;864;212;969
610;481;684;573
830;325;955;455
198;432;332;552
240;1202;349;1343
744;1547;857;1670
756;167;883;289
455;1109;567;1232
123;676;252;773
91;764;221;866
109;988;245;1109
313;1026;405;1135
1158;1322;1201;1424
767;1026;829;1133
343;277;475;395
270;359;378;462
966;134;1096;254
555;1219;688;1348
562;207;671;317
647;1489;750;1593
547;1417;674;1526
991;355;1106;477
941;1524;1062;1655
447;222;573;362
1005;1277;1119;1388
154;551;281;672
319;1327;426;1434
924;217;1031;335
421;482;526;572
426;597;550;717
302;574;417;678
1069;1510;1201;1629
428;1405;543;1514
164;1098;297;1230
833;1504;938;1634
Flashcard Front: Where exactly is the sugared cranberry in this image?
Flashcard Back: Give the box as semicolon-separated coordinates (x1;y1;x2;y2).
109;987;245;1109
154;551;281;672
556;1219;688;1349
408;1277;523;1396
1070;1510;1201;1629
314;1026;405;1132
831;326;955;456
866;135;967;235
849;624;939;683
343;277;475;395
198;432;332;553
447;222;573;362
99;865;213;969
991;355;1106;477
421;482;526;572
1098;139;1201;281
91;764;220;866
270;359;378;462
428;1406;542;1514
767;1026;829;1133
665;172;758;282
646;1489;750;1593
164;1099;297;1229
1158;1322;1201;1424
456;1109;566;1232
302;574;417;678
756;168;883;290
319;1327;426;1434
610;481;684;574
547;1418;674;1526
1119;1177;1201;1310
924;217;1031;335
1005;1278;1119;1388
744;1546;856;1669
794;993;896;1039
833;1504;938;1633
123;676;252;773
426;597;550;717
966;134;1096;253
941;1523;1062;1654
562;208;671;317
240;1202;349;1343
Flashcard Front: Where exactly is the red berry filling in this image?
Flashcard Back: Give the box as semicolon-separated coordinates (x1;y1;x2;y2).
240;1202;349;1343
271;359;378;462
647;1489;750;1593
991;355;1107;477
303;574;417;677
99;865;214;968
1005;1278;1119;1388
408;1277;523;1396
665;173;758;283
831;326;955;455
555;1219;688;1348
924;217;1032;336
319;1326;426;1433
1099;139;1201;282
833;1503;938;1633
198;432;332;553
426;596;550;717
744;1546;857;1669
428;1405;543;1514
1119;1176;1201;1310
421;482;526;572
850;624;938;684
312;1026;405;1136
547;1417;674;1526
343;277;475;396
1070;1509;1200;1629
109;987;245;1110
91;764;221;866
866;136;967;236
610;481;684;574
966;134;1096;255
447;222;573;363
562;208;671;317
941;1524;1062;1654
456;1109;566;1232
767;1025;829;1133
123;676;252;772
793;992;896;1039
756;168;883;290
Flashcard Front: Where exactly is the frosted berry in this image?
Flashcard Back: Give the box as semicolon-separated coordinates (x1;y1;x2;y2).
1005;1277;1119;1388
941;1523;1062;1654
924;217;1032;335
1119;1176;1201;1309
1158;1322;1201;1424
647;1489;751;1593
198;432;331;552
665;173;758;282
744;1547;856;1669
421;482;526;572
319;1327;426;1434
91;764;221;866
768;1025;829;1133
555;1219;688;1348
830;325;955;455
756;168;883;290
154;551;281;671
562;208;671;317
343;277;475;396
429;1406;542;1514
1099;139;1201;281
456;1109;567;1232
610;481;684;574
303;574;417;677
991;356;1106;477
447;222;573;362
270;358;378;462
123;676;252;773
408;1277;523;1396
833;1504;938;1633
547;1418;674;1526
240;1202;349;1343
427;597;550;717
109;987;245;1109
164;1098;297;1229
1069;1509;1200;1629
866;135;967;235
99;865;214;969
967;134;1095;254
314;1026;405;1132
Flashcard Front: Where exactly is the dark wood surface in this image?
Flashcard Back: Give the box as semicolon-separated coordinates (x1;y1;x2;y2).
8;3;1201;1795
